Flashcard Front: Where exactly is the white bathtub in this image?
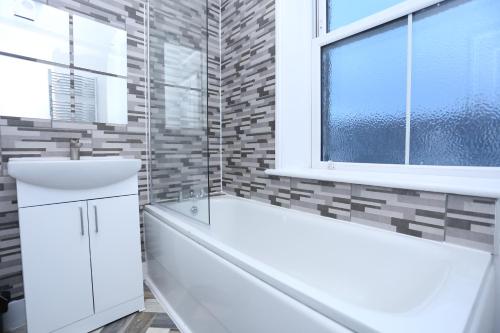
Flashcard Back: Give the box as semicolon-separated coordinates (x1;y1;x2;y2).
144;195;494;333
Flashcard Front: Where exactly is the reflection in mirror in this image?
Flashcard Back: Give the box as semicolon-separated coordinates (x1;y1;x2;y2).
0;0;70;64
73;15;127;76
164;42;206;130
74;70;128;124
0;1;128;124
0;55;70;119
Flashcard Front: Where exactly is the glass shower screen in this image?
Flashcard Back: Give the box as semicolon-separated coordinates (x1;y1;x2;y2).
148;0;210;224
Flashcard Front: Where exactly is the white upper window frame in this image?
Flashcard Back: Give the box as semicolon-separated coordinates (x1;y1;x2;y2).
272;0;500;198
311;0;448;170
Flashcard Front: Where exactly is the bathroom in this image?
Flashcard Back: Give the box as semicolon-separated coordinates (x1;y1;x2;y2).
0;0;498;332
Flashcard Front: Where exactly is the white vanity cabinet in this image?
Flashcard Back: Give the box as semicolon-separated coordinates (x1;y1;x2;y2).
20;201;95;333
87;195;143;313
9;158;144;333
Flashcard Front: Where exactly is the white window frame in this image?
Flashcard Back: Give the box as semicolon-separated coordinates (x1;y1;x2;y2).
272;0;500;198
311;0;448;170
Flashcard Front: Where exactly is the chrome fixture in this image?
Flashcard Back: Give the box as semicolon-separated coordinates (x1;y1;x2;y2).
178;188;208;202
196;188;207;199
69;138;82;160
190;206;198;215
49;71;97;123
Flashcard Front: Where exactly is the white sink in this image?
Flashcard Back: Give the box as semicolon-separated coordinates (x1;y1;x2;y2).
8;157;141;190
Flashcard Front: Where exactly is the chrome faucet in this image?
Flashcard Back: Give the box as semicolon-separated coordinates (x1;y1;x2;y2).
196;189;207;199
69;138;82;160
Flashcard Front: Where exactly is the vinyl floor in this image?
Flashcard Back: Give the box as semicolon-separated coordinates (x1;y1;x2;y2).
9;284;179;333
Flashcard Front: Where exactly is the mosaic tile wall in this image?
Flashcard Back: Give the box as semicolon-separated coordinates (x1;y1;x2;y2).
221;0;276;200
220;0;497;253
149;0;221;203
207;0;222;194
0;0;495;304
0;0;149;300
0;0;221;301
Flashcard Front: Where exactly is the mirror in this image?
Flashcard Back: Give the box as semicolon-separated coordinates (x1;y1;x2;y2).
73;15;127;76
0;56;70;119
0;0;128;124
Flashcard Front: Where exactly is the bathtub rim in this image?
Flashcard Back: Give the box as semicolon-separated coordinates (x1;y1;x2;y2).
144;195;493;333
153;194;492;253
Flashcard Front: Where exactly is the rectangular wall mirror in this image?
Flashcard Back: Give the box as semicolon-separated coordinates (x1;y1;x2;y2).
0;0;128;124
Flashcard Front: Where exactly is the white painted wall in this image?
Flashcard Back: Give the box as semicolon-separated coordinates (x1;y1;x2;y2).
275;0;313;169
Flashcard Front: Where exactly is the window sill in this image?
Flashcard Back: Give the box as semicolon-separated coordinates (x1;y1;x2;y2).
265;168;500;198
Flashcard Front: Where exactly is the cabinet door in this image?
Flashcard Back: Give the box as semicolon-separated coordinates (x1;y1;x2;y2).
88;195;143;313
19;201;94;333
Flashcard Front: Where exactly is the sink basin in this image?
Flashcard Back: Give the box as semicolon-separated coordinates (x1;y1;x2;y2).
8;157;141;190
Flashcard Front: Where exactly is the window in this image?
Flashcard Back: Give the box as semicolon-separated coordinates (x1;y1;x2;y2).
321;19;407;164
327;0;404;32
316;0;500;167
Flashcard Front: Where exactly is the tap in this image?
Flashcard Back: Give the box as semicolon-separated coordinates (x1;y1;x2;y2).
196;189;207;199
70;138;82;160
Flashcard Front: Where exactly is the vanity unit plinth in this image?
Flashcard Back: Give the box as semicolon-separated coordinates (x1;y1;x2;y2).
8;158;144;333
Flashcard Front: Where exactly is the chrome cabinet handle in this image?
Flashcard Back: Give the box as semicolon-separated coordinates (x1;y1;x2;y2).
94;206;99;233
79;207;84;236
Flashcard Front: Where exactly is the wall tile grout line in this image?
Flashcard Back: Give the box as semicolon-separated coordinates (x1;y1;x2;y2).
0;0;496;304
0;0;154;300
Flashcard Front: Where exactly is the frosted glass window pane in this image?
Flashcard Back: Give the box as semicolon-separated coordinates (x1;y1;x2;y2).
0;0;69;64
327;0;403;31
410;0;500;166
321;20;407;164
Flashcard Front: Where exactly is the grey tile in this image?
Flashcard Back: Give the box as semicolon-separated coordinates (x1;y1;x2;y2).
351;185;446;240
445;195;496;252
251;175;291;208
0;0;224;302
221;0;275;201
290;179;351;221
123;312;156;333
148;0;221;203
144;298;165;313
0;0;150;300
151;313;177;329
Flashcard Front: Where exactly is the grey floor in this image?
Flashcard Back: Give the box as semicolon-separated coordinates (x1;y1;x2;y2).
9;284;180;333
